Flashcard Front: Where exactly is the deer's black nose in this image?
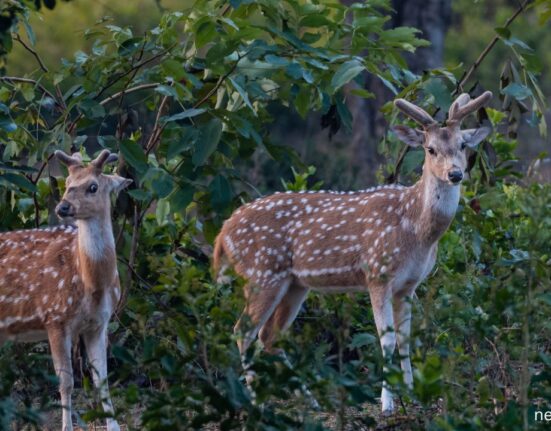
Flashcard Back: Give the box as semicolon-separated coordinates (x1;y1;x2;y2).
56;201;74;218
448;170;463;184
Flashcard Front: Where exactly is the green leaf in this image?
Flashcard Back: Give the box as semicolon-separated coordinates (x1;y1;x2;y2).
167;127;197;159
330;59;364;93
146;168;174;199
229;77;256;115
192;118;223;167
424;78;452;111
118;37;143;56
79;99;106;118
22;18;36;46
502;83;532;101
194;19;217;48
349;333;376;349
155;198;170;225
0;115;17;132
494;27;511;39
0;173;37;192
21;85;35;102
169;186;194;212
127;189;152;201
400;148;425;176
350;88;375;99
299;14;331;28
119;139;148;174
209;175;233;212
155;85;179;99
163;108;206;123
161;59;187;81
264;54;290;66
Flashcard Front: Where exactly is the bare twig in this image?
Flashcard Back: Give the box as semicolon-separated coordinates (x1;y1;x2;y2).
117;203;141;314
145;94;170;155
13;34;67;110
13;33;48;73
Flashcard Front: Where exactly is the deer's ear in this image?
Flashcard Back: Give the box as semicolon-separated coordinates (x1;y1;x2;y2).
105;174;132;194
392;125;424;147
460;127;491;148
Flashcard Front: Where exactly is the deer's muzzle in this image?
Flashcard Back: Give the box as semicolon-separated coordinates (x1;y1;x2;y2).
56;200;75;218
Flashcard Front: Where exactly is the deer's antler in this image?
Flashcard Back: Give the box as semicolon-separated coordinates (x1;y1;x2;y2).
447;91;493;125
55;150;83;168
91;150;119;170
394;98;436;128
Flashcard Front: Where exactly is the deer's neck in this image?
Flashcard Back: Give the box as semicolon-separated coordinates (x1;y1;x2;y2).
411;171;460;244
76;214;117;290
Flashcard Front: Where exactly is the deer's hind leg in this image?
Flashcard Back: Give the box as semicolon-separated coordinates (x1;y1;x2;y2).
258;283;320;408
392;289;414;389
234;278;291;357
234;278;291;385
258;283;309;354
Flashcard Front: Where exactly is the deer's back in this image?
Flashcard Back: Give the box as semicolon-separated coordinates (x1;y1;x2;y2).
220;187;424;289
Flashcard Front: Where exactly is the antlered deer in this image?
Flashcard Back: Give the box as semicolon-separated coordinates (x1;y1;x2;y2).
213;91;492;412
0;150;131;431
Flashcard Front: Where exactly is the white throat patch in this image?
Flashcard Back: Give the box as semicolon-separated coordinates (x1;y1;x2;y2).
77;218;115;261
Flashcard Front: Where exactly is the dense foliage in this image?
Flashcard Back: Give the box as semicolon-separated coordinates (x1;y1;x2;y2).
0;1;550;430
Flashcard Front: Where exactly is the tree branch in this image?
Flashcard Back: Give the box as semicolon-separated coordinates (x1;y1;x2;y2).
0;76;63;109
94;48;172;101
454;0;531;94
66;82;160;134
145;94;170;155
13;33;48;73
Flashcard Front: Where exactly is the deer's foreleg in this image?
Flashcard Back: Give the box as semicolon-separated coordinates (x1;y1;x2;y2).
82;325;120;431
48;328;74;431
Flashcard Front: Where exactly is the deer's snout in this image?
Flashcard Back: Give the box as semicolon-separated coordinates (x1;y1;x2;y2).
447;169;463;184
56;200;75;218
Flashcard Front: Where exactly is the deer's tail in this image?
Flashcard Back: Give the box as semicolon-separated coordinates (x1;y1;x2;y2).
212;233;231;284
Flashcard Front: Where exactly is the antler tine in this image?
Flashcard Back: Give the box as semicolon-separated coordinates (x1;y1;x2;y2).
394;99;436;128
448;93;470;120
55;150;83;167
447;91;493;124
91;149;112;169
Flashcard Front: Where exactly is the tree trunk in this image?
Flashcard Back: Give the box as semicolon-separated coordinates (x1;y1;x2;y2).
348;0;452;186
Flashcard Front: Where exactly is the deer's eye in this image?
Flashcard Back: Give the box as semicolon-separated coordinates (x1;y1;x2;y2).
427;147;437;156
461;142;467;150
87;183;98;194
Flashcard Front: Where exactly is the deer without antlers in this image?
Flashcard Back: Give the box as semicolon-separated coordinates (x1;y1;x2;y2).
214;91;492;412
0;150;131;431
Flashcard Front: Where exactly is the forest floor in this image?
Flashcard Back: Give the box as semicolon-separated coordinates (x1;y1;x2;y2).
30;388;439;430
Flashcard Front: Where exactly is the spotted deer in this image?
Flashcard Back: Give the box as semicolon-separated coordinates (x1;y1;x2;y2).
0;150;131;431
213;91;492;412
